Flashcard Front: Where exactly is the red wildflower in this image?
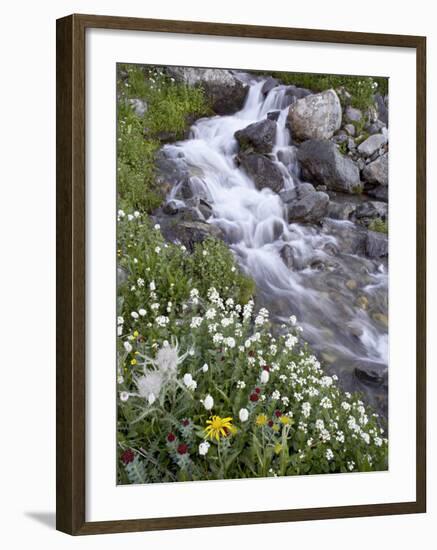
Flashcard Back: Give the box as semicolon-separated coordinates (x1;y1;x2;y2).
248;351;255;357
121;449;134;465
167;432;176;442
255;387;261;394
181;418;190;427
250;393;259;402
177;443;189;455
275;410;282;418
268;420;274;427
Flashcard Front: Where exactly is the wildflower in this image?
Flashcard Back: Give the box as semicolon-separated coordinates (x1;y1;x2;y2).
361;432;371;444
117;209;125;218
302;402;311;418
183;373;197;391
203;394;214;411
249;393;259;402
224;337;236;348
134;370;163;404
239;408;249;422
154;223;160;230
374;436;383;447
202;363;209;373
139;308;146;316
130;358;137;366
190;317;203;329
272;390;281;400
124;341;133;353
199;441;210;456
155;246;161;254
205;308;216;320
236;380;246;389
326;448;334;461
149;281;156;291
204;416;236;441
131;311;139;319
274;443;283;455
289;315;297;325
177;443;189;455
256;414;268;426
119;391;129;402
121;449;134;465
315;419;325;431
279;415;291;425
117;375;124;384
117;316;124;325
260;370;269;384
155;316;169;327
320;376;333;387
341;402;351;411
167;432;176;442
320;397;332;409
347;460;355;471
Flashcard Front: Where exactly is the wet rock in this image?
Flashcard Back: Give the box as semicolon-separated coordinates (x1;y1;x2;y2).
267;110;281;121
355;200;388;221
332;134;348;145
357;134;388;157
344;124;356;136
281;85;312;108
346;279;358;290
322;219;367;255
235;118;277;154
155;149;190;186
239;153;285;193
162;199;186;215
373;312;389;328
297;139;362;194
288;90;342;141
366;230;388;258
175;175;212;202
327;200;356;220
128;98;148;117
356;295;369;310
279;188;298;203
354;360;387;385
367;185;388;202
170;221;224;251
287;190;329;224
261;76;279;95
362;153;388;186
166;67;248;115
344;105;363;123
280;244;305;270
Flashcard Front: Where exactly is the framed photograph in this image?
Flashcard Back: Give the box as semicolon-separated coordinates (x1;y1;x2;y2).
56;14;426;535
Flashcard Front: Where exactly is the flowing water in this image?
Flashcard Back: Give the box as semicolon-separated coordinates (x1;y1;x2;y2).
163;78;388;414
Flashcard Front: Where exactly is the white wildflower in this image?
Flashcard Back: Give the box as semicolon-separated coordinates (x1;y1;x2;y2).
124;341;133;353
138;308;146;316
302;402;311;418
239;408;249;422
119;391;129;402
131;311;139;319
325;448;334;461
203;394;214;411
149;281;156;291
260;370;269;384
199;441;210;456
202;363;209;373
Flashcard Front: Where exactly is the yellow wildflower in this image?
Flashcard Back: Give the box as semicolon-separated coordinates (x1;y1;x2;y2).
255;414;268;426
133;330;139;337
204;416;237;441
279;415;292;425
274;442;283;455
130;358;137;366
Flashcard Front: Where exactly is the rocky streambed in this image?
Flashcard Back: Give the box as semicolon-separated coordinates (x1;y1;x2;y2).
143;68;389;416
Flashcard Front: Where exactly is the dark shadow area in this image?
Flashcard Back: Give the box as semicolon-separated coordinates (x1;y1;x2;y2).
25;511;56;529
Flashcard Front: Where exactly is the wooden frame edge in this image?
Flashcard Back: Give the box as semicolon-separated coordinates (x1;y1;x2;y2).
56;14;427;535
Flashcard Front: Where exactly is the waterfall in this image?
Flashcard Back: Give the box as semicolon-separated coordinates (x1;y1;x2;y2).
164;77;388;411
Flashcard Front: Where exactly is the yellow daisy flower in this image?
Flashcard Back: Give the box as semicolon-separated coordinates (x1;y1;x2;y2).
255;414;268;426
274;442;283;455
204;416;237;441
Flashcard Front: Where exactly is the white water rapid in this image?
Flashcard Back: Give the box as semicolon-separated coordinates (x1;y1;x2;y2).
163;77;388;413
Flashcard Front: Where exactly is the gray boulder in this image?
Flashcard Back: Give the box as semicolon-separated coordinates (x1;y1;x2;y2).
355;201;388;221
128;98;148;117
287;189;329;224
362;153;388;186
367;185;388;202
239;153;284;193
288;90;342;141
327;200;357;220
166;67;248;115
172;221;224;251
374;93;389;126
344;105;363;123
354;360;387;385
261;77;279;95
235;119;277;154
366;230;388;258
297;139;362;194
357;134;388;157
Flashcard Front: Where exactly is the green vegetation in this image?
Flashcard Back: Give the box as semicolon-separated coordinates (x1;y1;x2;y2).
117;212;388;483
117;64;210;212
271;72;388;111
368;218;388;234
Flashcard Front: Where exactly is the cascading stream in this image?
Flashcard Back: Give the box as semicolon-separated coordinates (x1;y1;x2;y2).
165;77;388;414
